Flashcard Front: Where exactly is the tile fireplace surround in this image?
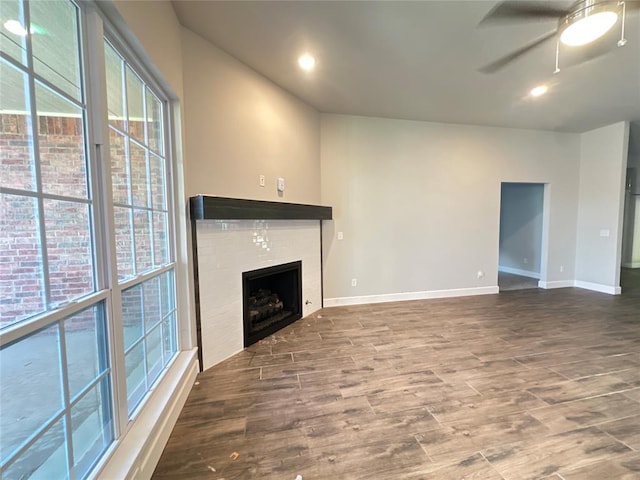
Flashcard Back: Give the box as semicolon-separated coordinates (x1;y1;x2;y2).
190;196;332;371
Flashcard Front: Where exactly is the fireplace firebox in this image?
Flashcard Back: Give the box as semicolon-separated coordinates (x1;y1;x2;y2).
242;261;302;347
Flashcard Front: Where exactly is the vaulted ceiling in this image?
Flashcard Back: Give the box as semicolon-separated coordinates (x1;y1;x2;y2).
172;1;640;133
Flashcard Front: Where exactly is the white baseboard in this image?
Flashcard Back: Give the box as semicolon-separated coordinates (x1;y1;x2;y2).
538;280;574;289
498;266;540;279
622;262;640;268
324;286;499;307
95;348;199;480
574;280;621;295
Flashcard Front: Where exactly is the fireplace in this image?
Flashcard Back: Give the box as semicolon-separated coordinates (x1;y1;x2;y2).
242;261;302;346
190;196;331;370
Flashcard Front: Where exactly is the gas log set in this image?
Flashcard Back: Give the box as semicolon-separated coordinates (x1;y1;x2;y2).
247;288;288;330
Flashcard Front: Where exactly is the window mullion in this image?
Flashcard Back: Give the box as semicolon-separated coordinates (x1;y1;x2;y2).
122;66;138;279
0;289;110;347
81;5;129;440
21;1;52;313
58;324;76;479
142;88;156;268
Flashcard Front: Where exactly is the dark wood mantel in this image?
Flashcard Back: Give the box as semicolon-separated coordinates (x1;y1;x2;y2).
190;195;332;221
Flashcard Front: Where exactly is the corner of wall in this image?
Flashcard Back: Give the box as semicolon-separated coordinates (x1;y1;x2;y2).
575;122;630;288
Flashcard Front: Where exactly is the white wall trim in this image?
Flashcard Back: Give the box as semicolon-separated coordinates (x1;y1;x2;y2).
94;349;198;480
324;286;499;307
538;280;574;289
574;280;622;295
498;265;541;279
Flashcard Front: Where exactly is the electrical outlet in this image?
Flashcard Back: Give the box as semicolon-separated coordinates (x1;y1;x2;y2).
523;258;528;265
560;265;564;273
337;231;344;240
351;278;357;287
477;270;484;279
259;175;265;187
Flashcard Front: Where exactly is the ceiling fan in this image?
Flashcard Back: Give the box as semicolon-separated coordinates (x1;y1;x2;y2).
478;0;639;73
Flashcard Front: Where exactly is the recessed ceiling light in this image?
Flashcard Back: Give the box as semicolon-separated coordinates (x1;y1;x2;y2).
4;19;28;36
530;85;548;97
560;11;618;47
298;54;316;72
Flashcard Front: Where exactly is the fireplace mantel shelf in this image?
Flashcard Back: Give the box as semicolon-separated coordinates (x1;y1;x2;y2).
190;195;332;221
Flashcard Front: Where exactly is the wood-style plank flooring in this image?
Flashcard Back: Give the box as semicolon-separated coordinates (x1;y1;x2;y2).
153;285;640;479
497;271;539;292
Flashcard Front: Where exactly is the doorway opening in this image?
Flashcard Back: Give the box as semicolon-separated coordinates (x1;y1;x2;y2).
498;183;545;292
621;121;640;296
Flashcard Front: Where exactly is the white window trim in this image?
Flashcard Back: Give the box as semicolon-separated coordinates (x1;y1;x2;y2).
87;2;197;477
1;0;197;477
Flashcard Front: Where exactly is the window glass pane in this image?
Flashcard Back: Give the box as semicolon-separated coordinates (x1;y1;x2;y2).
30;0;82;101
0;193;45;328
125;341;145;415
114;206;134;280
125;66;144;143
159;270;175;318
0;58;35;191
149;152;166;210
44;199;94;308
145;89;163;155
71;377;113;479
0;0;27;65
153;211;169;266
64;304;108;399
1;417;69;480
110;128;129;205
0;324;63;464
107;38;177;422
104;42;124;131
162;314;177;366
130;141;148;207
146;325;162;385
134;209;152;273
143;276;161;332
122;284;143;351
36;81;88;199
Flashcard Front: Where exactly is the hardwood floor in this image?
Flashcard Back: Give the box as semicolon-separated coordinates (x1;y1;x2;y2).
153;287;640;480
497;271;539;292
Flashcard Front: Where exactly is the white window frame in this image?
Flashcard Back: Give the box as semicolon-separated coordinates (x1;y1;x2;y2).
0;1;196;478
86;1;184;441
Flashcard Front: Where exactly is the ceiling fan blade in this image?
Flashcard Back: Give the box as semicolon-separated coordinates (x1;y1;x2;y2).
478;30;558;74
479;1;570;25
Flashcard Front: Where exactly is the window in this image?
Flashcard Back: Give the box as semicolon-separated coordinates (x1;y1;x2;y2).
0;1;180;478
105;41;177;414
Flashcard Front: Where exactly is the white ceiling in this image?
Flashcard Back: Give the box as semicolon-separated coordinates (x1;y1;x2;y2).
172;0;640;133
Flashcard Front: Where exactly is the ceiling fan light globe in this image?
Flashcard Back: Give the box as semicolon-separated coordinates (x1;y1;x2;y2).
560;11;618;46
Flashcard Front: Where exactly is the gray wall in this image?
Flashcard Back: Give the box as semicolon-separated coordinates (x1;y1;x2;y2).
320;114;581;302
499;183;544;277
575;122;629;290
180;28;321;204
